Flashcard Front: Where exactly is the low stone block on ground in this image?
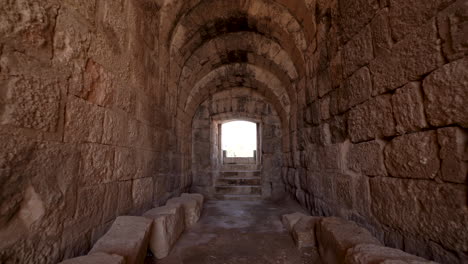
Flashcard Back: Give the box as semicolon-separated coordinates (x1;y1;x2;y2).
89;216;152;264
344;244;437;264
58;253;125;264
181;193;204;207
317;217;382;264
166;196;201;228
291;216;321;248
281;212;307;231
143;204;185;259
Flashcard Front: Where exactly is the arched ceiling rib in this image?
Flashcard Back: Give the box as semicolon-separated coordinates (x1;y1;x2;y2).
186;63;291;114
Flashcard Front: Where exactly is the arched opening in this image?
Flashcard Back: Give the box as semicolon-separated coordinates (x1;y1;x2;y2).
221;120;258;165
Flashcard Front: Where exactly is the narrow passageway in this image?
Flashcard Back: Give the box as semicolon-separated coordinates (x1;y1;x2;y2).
146;200;321;264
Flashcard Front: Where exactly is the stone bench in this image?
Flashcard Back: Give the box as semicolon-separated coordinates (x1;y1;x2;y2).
89;216;152;264
166;196;201;228
58;253;125;264
282;213;438;264
143;204;185;259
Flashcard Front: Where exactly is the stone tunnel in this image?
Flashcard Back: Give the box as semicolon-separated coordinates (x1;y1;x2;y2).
0;0;467;263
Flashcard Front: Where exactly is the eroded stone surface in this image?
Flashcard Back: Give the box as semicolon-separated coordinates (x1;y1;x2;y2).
317;217;382;264
291;216;321;248
166;197;201;228
89;216;153;264
143;204;185;259
281;212;307;231
59;253;125;264
344;244;436;264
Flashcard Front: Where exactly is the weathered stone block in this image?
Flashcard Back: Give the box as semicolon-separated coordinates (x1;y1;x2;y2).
317;217;382;264
181;193;204;207
437;0;468;61
320;96;330;121
370;20;444;95
339;0;380;42
292;216;321;248
166;196;201;228
132;177;154;210
103;109;128;146
347;140;386;176
143;204;185;259
338;67;372;113
348;94;395;143
317;69;332;98
59;253;125;264
89;216;152;264
389;0;454;42
384;131;439;179
78;143;114;186
370;177;468;252
1;77;61;133
282;212;307;231
344;244;436;264
392;82;428;134
423;57;468;128
371;8;392;57
317;144;343;172
437;127;468;183
64;95;104;143
343;26;374;77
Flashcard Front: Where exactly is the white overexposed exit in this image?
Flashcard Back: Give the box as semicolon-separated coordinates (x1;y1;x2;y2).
221;121;257;158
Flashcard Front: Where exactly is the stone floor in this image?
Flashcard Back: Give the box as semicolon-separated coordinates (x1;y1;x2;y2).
145;199;321;264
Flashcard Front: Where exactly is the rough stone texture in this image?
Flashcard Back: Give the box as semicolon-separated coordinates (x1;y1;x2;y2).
343;26;374;77
423;57;468;128
347;140;387;176
181;193;204;207
392;82;428;134
344;244;437;264
437;127;468;183
317;217;382;264
1;0;467;262
282;212;307;231
348;94;395;143
384;131;440;179
166;197;201;228
370;20;444;95
370;177;468;252
58;253;125;264
143;204;186;259
89;216;152;264
291;216;321;248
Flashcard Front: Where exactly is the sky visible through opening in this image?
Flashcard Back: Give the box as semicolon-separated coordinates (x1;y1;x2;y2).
222;121;257;157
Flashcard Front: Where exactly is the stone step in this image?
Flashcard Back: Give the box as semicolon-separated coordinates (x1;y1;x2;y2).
221;170;261;178
222;164;258;171
216;177;261;186
214;194;263;201
215;185;262;195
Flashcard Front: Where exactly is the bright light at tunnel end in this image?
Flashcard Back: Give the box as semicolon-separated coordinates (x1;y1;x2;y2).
221;121;257;157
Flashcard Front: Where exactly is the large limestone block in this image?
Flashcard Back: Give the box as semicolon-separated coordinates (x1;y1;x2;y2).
291;216;321;248
281;212;307;231
89;216;152;264
143;204;185;259
181;193;204;207
317;217;381;264
344;244;437;264
166;197;201;228
59;253;125;264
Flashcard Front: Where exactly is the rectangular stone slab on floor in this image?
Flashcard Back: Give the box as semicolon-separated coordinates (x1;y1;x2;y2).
344;244;438;264
58;253;125;264
143;204;186;259
317;217;382;264
166;197;201;228
89;216;152;264
292;216;321;248
281;212;307;231
181;193;204;207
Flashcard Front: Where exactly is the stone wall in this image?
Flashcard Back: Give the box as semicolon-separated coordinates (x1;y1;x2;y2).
191;88;284;199
0;1;186;263
287;0;468;263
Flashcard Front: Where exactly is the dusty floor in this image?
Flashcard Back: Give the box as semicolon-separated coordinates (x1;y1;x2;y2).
145;199;321;264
